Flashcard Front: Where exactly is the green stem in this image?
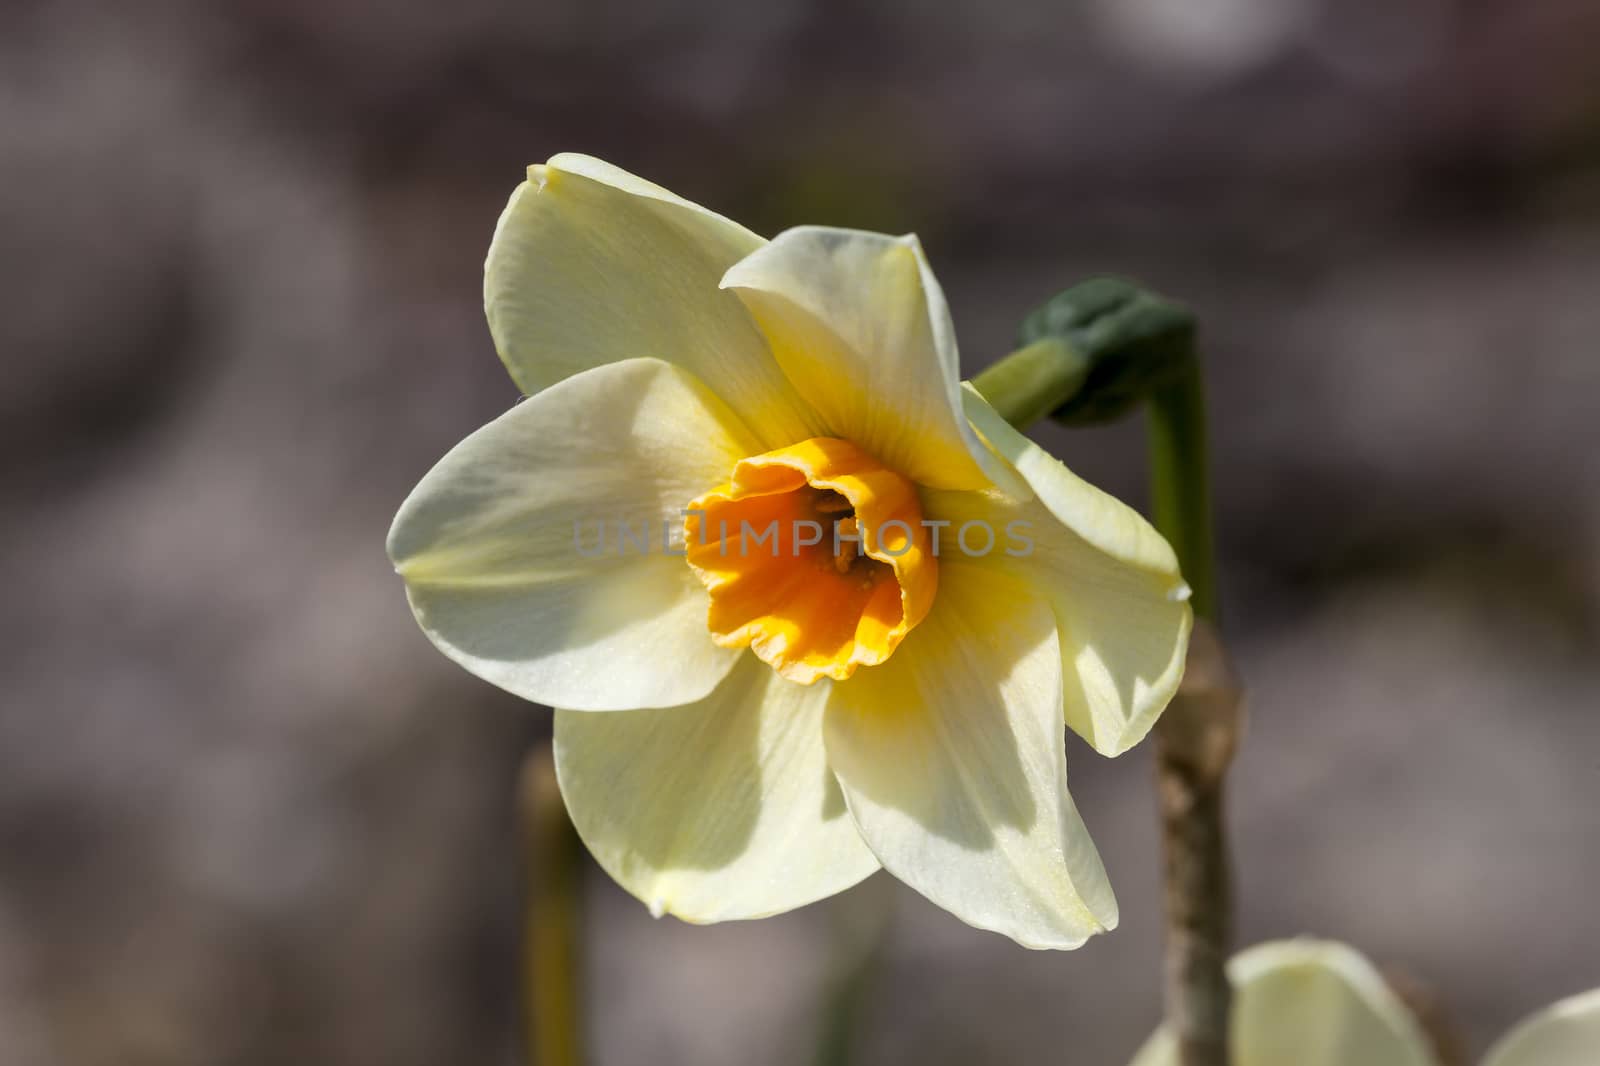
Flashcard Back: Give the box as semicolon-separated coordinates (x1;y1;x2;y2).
979;333;1234;1066
969;336;1091;429
522;742;584;1066
810;878;894;1066
1145;351;1232;1066
1145;353;1218;621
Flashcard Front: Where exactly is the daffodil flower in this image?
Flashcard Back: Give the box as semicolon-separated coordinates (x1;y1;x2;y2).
1130;939;1600;1066
387;154;1192;948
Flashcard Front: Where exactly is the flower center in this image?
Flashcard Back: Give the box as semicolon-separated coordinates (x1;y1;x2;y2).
684;437;937;684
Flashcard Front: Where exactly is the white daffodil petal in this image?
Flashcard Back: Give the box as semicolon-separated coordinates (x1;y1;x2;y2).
1129;939;1438;1066
721;226;1018;492
943;388;1193;756
485;154;820;448
1483;989;1600;1066
555;653;880;922
388;358;759;711
823;562;1116;949
962;385;1183;576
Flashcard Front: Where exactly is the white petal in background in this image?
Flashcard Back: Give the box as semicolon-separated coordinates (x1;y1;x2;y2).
1131;938;1600;1066
823;561;1117;950
723;227;1021;493
485;154;821;449
1483;989;1600;1066
388;357;759;710
554;653;880;922
1130;939;1436;1066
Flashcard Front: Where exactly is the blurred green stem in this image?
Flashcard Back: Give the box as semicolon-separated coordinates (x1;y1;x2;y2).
1145;350;1232;1066
810;876;895;1066
969;336;1090;429
522;742;584;1066
1146;353;1217;621
979;327;1235;1066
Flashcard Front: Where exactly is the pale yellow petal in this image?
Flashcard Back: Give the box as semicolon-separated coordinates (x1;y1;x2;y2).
721;227;1019;492
555;653;879;922
485;154;821;448
388;358;759;710
1130;939;1437;1066
932;388;1192;756
1483;989;1600;1066
823;562;1116;949
962;384;1182;575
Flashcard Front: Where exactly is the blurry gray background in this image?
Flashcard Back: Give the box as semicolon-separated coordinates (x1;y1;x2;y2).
3;0;1598;1063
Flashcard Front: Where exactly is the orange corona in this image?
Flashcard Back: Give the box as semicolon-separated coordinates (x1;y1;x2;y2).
684;437;937;683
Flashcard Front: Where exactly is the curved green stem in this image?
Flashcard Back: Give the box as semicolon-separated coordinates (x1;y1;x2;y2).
978;325;1234;1066
1145;350;1232;1066
1146;353;1218;621
970;336;1091;429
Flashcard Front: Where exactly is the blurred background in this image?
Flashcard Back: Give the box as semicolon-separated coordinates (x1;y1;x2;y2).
3;0;1599;1063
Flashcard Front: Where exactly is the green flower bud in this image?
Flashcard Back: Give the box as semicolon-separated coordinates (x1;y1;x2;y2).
1017;277;1196;427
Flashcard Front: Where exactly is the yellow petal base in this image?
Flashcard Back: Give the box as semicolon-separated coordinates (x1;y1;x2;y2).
685;438;937;683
